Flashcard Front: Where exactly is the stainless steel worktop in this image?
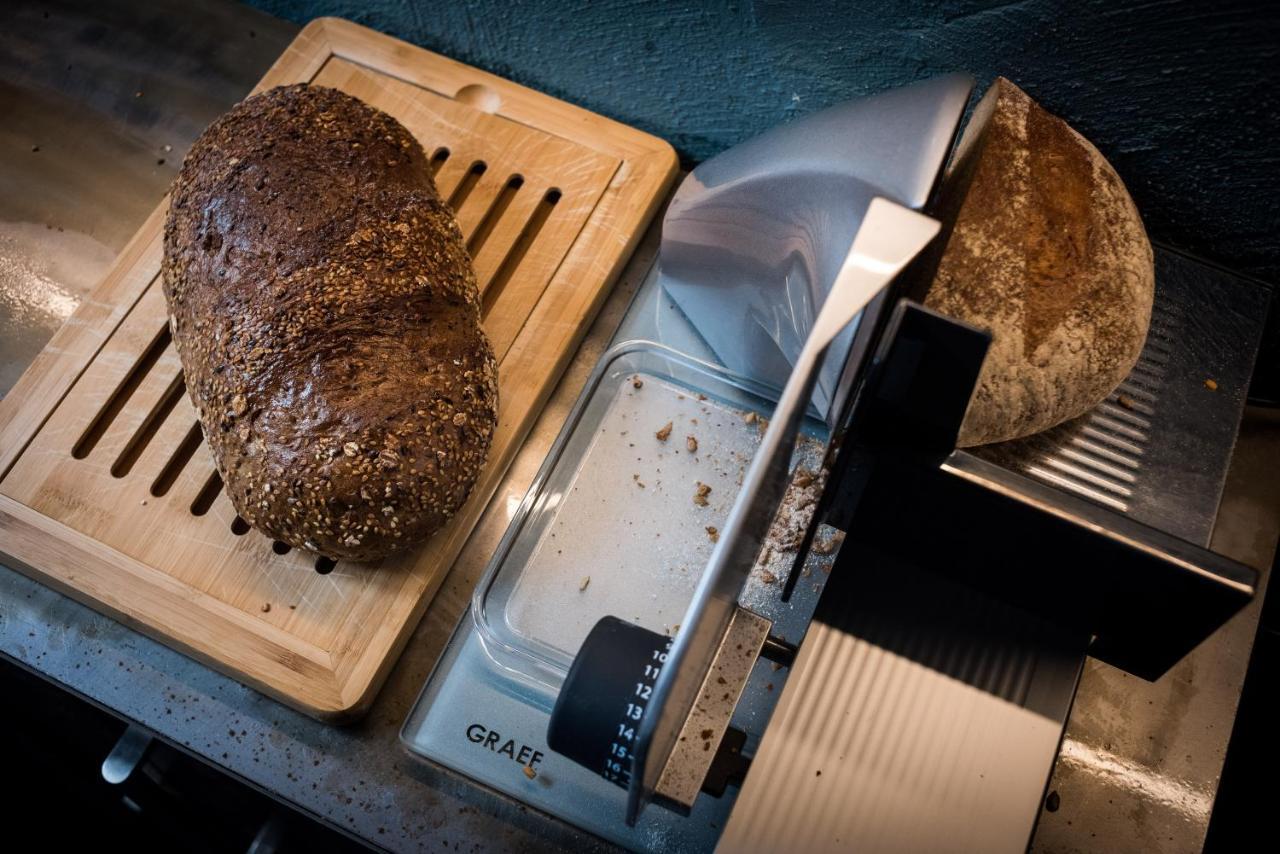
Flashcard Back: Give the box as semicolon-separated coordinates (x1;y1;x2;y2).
1;2;1276;852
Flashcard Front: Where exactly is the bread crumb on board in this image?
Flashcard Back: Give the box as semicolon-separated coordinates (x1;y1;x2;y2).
693;481;712;506
579;576;591;592
706;526;719;543
523;765;537;780
655;422;673;441
686;435;698;453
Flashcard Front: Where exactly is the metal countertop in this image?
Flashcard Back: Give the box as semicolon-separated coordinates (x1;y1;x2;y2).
1;2;1276;852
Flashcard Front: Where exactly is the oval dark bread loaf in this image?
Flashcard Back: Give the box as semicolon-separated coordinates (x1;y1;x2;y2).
163;84;498;561
925;77;1154;447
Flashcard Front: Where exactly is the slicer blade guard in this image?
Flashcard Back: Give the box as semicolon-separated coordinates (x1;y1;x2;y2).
658;73;975;423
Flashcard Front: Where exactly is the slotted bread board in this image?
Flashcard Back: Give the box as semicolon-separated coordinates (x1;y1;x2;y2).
0;18;677;720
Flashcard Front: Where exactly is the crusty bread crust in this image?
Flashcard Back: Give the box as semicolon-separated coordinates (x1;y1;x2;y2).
925;78;1154;447
163;84;497;561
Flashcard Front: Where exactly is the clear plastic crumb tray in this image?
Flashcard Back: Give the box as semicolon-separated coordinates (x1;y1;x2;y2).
474;341;828;692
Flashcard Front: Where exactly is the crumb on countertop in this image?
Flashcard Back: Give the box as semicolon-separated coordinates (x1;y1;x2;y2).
656;421;673;441
693;481;712;506
761;466;826;553
811;530;845;556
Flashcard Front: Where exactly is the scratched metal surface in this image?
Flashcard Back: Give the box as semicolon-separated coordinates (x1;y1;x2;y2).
0;2;1277;853
1032;408;1280;853
970;251;1271;547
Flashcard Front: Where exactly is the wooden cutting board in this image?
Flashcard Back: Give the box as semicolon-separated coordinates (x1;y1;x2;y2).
0;18;676;721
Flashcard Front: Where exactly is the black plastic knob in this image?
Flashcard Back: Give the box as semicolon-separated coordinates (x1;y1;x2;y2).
547;616;671;788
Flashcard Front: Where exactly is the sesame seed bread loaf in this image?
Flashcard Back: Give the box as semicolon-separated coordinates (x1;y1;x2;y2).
924;78;1154;447
162;84;498;561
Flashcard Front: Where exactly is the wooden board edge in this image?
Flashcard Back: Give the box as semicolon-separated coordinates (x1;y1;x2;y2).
313;16;681;166
0;495;360;721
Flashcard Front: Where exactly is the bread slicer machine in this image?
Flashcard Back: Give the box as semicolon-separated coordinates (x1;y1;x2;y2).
402;74;1269;852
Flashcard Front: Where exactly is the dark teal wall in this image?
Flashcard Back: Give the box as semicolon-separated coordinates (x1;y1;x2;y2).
246;0;1279;283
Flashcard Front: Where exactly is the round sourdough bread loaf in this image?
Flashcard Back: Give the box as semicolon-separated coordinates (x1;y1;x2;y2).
925;77;1154;447
162;84;498;561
